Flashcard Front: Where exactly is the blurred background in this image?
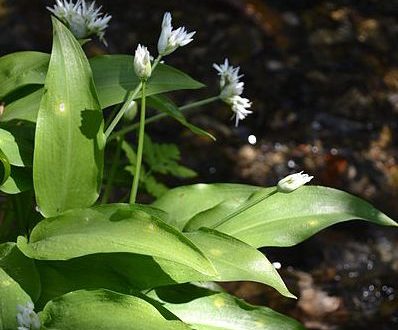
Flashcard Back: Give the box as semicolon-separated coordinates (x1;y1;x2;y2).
1;0;398;328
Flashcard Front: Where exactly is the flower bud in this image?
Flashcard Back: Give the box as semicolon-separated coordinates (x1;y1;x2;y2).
277;171;313;193
134;44;152;80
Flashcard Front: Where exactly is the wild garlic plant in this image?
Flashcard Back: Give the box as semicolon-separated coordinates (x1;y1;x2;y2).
0;1;396;329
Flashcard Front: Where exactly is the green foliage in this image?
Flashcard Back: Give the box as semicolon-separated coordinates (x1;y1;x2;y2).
122;134;196;198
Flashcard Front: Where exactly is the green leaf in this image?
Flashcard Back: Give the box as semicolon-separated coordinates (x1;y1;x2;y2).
90;55;204;108
147;95;215;140
0;243;41;302
153;183;259;230
33;18;104;217
0;51;49;99
34;227;292;307
180;185;397;248
150;284;306;330
0;124;34;167
17;204;216;277
0;148;11;185
0;88;43;123
39;289;190;330
185;228;294;298
0;268;32;330
0;166;32;194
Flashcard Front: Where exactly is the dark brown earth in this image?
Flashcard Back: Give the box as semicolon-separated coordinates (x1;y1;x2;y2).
1;0;398;328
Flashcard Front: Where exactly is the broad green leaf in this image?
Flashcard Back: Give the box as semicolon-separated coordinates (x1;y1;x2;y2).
17;204;216;276
33;18;104;217
0;51;49;99
90;55;204;108
0;268;32;330
34;227;292;307
0;243;41;302
0;88;43;123
183;185;397;248
185;228;294;298
39;289;190;330
150;284;305;330
153;183;260;229
0;166;32;194
147;95;215;140
0;148;11;185
0;124;34;167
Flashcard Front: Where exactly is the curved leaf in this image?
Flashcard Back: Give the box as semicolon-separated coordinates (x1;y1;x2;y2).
153;183;260;229
90;55;204;108
33;18;104;217
34;227;293;307
150;284;305;330
0;166;32;194
17;204;216;276
0;126;34;167
0;148;11;185
0;51;49;99
0;268;32;330
183;185;397;247
0;243;41;302
39;289;190;330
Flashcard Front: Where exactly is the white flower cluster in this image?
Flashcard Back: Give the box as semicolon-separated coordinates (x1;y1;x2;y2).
16;302;41;330
277;171;313;193
213;59;252;126
157;12;196;56
47;0;111;45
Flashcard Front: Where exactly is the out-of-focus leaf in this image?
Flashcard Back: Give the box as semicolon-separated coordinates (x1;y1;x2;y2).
0;166;32;194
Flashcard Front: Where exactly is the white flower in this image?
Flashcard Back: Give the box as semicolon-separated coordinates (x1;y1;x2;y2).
16;302;41;330
134;44;152;80
213;58;253;126
47;0;111;45
157;12;196;56
228;95;253;127
277;171;313;193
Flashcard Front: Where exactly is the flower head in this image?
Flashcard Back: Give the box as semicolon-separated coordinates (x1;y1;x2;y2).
47;0;111;45
16;302;41;330
277;171;313;193
213;58;253;126
157;12;196;56
134;44;152;80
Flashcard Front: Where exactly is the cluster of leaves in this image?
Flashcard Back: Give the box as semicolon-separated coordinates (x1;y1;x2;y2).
0;17;396;330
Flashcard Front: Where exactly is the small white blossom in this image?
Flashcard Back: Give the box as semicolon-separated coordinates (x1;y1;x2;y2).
47;0;111;45
134;44;152;80
157;12;195;56
277;171;313;193
16;302;41;330
213;58;253;126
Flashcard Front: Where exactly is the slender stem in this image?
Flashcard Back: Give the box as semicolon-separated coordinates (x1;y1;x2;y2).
130;81;147;204
104;55;162;140
213;189;278;229
101;137;123;203
109;95;220;140
104;83;142;139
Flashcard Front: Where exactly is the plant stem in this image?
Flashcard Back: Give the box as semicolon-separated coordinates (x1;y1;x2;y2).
109;95;220;140
213;188;278;229
129;81;147;204
101;137;123;203
104;56;162;140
